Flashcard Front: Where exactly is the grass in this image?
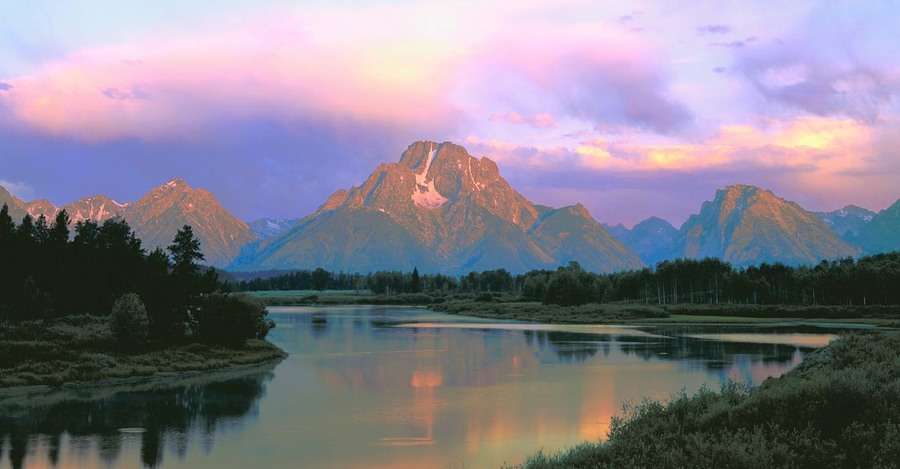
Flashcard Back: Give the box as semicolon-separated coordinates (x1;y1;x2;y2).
0;315;286;389
432;299;668;323
246;289;441;306
509;332;900;469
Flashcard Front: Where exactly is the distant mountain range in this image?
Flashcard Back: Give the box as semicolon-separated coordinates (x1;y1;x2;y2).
0;179;253;267
230;141;641;273
2;140;899;272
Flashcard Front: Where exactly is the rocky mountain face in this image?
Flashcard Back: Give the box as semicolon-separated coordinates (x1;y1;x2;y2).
248;218;299;239
814;205;876;243
856;199;900;255
0;186;28;222
231;141;643;274
607;217;680;267
122;178;255;267
678;185;858;266
0;179;254;267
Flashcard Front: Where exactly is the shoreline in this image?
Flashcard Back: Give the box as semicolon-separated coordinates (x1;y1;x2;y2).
0;354;285;404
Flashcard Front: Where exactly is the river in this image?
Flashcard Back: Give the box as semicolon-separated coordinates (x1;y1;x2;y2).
0;306;847;468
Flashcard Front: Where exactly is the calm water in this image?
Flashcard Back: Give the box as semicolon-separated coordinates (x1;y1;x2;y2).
0;306;846;469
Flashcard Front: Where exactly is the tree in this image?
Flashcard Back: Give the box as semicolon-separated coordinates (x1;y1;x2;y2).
49;210;70;246
110;293;150;351
410;267;422;293
311;267;330;291
197;293;275;346
0;204;14;243
169;225;204;276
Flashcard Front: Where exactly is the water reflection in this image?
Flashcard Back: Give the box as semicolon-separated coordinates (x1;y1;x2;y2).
1;306;859;469
0;364;276;469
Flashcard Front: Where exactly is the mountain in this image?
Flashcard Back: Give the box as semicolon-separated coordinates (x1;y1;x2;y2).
0;186;28;222
248;218;299;239
124;178;255;267
679;184;858;266
231;140;643;274
814;205;875;242
64;195;128;224
856;199;900;255
608;217;679;266
0;179;253;267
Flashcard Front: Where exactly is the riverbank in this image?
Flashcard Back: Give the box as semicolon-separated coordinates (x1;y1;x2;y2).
510;331;900;469
246;290;900;325
0;315;287;390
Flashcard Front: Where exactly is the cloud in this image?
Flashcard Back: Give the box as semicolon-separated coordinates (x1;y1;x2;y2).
0;2;691;141
465;25;692;134
468;115;883;196
711;36;758;48
738;49;899;122
102;86;149;101
489;111;556;128
696;24;731;35
0;179;34;200
734;3;900;123
0;82;12;91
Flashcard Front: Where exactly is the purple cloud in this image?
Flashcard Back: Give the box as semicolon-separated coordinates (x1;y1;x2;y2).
102;86;150;101
711;36;758;48
0;82;12;91
738;49;897;122
696;24;731;35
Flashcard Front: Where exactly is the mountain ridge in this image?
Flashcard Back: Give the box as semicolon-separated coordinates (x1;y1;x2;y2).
231;140;643;274
0;178;253;267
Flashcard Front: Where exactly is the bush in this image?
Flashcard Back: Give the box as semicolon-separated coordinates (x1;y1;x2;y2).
110;293;150;351
198;293;275;346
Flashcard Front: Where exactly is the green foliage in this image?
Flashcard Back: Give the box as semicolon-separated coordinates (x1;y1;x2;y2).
109;293;149;351
0;212;260;344
231;252;900;309
311;267;330;291
197;293;275;346
514;333;900;469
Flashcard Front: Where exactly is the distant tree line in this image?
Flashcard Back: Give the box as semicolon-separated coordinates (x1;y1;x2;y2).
231;253;900;306
0;204;272;347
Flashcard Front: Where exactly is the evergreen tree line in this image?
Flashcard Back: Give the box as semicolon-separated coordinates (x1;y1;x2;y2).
0;204;271;345
232;253;900;306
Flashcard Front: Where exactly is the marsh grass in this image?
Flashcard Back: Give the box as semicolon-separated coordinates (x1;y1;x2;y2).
0;315;285;389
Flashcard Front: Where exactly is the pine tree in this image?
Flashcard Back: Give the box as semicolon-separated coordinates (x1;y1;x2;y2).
169;225;204;276
0;204;14;242
49;210;70;246
411;267;421;293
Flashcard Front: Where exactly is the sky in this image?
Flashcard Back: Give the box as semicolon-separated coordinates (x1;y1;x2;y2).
1;0;898;227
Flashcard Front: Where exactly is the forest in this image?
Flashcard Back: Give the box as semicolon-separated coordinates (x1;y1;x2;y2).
232;253;900;307
0;204;272;346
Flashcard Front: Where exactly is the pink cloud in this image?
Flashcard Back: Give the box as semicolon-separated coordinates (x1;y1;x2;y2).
0;2;688;142
489;111;556;128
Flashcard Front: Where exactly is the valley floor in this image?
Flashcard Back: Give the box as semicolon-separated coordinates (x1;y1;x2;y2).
0;315;287;391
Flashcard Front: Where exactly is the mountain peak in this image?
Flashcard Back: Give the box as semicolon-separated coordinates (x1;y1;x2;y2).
162;177;190;190
684;185;858;265
233;140;642;274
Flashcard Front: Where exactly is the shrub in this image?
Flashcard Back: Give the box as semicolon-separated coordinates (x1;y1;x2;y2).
110;293;150;351
198;293;275;346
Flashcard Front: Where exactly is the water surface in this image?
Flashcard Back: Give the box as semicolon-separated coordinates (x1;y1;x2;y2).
1;306;848;468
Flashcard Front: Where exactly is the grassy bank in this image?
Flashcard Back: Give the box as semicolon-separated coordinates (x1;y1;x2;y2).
246;289;437;306
432;299;669;323
511;332;900;469
0;315;286;389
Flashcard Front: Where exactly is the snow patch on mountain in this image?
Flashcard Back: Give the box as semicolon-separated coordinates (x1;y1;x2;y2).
412;143;448;209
